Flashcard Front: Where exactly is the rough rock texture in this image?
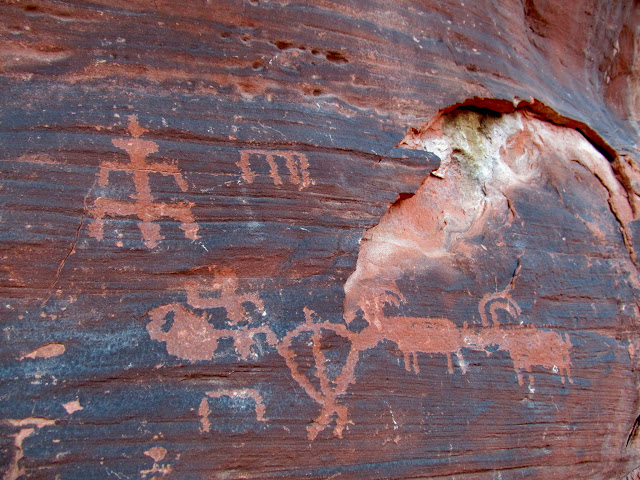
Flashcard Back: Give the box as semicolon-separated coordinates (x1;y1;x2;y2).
2;0;640;479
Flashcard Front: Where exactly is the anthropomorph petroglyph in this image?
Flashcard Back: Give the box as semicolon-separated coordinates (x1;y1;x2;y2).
146;268;275;362
237;149;311;189
88;115;198;249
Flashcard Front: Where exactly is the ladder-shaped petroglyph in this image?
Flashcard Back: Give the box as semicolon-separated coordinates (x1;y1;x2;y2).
237;149;311;189
198;388;268;433
146;268;276;362
89;115;198;249
145;274;573;441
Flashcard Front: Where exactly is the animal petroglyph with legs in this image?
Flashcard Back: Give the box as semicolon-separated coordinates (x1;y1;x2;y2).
146;272;573;440
467;280;573;387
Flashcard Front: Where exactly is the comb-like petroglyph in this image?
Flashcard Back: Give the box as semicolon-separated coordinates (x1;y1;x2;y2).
88;115;199;249
237;149;311;189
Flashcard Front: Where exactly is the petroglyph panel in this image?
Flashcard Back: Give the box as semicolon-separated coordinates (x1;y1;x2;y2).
141;105;635;448
3;0;640;473
145;273;574;441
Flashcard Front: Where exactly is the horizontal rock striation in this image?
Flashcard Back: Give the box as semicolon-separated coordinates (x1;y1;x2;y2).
1;1;640;479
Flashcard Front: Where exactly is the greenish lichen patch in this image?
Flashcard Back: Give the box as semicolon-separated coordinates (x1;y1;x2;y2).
441;108;503;182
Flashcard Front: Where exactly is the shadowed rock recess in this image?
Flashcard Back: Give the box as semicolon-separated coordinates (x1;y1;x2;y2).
2;1;640;479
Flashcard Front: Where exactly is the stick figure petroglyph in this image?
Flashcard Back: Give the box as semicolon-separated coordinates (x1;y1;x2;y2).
89;115;198;249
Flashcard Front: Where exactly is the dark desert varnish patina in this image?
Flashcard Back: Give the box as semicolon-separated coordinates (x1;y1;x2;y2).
1;1;640;479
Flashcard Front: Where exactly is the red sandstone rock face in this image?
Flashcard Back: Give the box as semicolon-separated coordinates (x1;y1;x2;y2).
1;1;640;479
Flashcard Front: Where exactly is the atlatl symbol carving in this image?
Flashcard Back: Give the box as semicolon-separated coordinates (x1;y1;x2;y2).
89;115;199;249
277;307;359;440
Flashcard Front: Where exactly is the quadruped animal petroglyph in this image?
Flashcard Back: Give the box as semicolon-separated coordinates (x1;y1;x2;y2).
146;272;573;440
